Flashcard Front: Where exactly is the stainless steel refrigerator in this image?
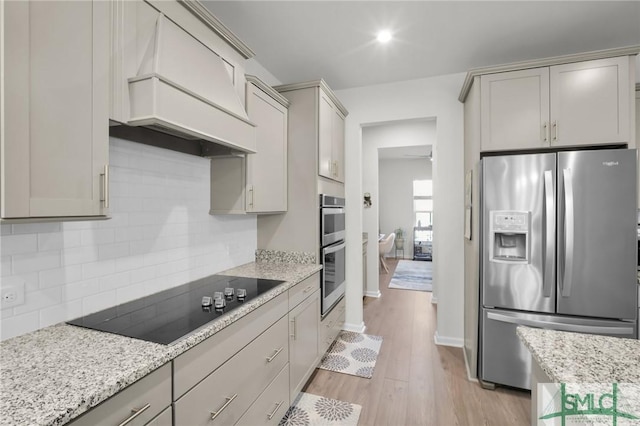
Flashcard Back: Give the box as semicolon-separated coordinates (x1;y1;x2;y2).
480;148;638;390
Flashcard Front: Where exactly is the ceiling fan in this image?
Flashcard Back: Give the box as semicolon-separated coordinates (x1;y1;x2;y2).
403;151;433;161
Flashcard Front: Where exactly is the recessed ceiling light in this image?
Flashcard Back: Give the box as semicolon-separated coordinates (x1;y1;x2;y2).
376;30;392;43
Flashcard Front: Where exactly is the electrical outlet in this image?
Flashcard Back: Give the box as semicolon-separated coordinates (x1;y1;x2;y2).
1;282;25;308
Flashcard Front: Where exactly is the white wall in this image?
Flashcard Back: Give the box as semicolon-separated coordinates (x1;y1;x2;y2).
0;139;256;341
379;158;432;260
338;72;466;345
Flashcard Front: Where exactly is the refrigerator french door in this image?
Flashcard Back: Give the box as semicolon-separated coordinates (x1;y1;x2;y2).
480;148;637;390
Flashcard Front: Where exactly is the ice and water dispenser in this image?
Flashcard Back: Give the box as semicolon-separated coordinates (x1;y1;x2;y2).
489;211;530;264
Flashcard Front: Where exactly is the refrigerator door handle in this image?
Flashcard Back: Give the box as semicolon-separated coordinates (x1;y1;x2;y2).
561;168;575;297
487;312;634;335
543;170;554;297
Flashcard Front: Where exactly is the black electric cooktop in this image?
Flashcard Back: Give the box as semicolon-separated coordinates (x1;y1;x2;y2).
67;275;285;345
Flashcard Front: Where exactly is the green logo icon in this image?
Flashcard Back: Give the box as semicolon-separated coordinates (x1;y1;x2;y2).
539;383;639;425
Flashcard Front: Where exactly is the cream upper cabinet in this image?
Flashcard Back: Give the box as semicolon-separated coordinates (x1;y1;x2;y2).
245;77;289;213
1;1;109;219
318;89;346;183
550;57;630;146
480;56;633;151
480;68;550;151
210;76;289;214
276;80;348;185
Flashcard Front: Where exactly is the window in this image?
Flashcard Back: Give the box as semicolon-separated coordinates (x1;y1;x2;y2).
413;179;433;229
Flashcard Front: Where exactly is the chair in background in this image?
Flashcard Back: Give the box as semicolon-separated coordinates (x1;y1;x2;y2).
378;232;396;274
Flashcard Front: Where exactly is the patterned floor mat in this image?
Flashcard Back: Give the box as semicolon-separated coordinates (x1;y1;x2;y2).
279;392;361;426
318;331;383;379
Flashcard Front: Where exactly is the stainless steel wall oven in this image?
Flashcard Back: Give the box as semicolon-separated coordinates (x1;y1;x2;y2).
320;195;346;317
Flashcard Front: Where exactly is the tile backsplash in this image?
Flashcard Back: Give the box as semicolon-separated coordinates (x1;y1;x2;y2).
0;138;256;341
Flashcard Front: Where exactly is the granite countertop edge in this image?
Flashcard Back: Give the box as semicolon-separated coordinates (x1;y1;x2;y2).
0;261;322;426
516;326;640;384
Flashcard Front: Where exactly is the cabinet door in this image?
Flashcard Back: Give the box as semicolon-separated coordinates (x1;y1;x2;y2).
318;90;334;179
2;1;109;218
289;289;320;402
550;56;631;146
332;108;346;183
246;83;288;213
480;68;550;151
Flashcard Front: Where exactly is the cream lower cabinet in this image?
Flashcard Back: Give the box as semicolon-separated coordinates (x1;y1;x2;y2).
319;297;346;355
1;1;109;220
174;315;289;426
288;288;320;403
480;56;634;151
210;76;289;214
69;364;172;426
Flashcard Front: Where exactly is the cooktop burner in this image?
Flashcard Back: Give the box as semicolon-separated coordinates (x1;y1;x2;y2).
67;275;285;345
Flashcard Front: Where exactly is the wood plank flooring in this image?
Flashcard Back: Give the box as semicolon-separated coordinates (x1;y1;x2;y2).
303;258;531;425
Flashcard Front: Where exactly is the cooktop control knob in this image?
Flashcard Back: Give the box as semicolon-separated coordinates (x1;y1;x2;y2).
224;287;234;298
201;296;212;307
213;291;223;300
236;289;247;300
214;297;226;309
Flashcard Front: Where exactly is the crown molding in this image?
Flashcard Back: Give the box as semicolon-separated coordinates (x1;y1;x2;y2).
246;75;291;108
274;79;349;117
178;0;255;59
459;44;640;103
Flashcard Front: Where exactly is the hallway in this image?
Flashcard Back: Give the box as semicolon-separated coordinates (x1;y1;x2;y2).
304;258;531;425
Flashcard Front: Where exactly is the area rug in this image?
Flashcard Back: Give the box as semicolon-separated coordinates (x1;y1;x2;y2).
279;392;362;426
318;331;383;379
388;259;432;292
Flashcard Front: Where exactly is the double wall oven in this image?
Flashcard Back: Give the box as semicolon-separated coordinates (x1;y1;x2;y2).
320;195;346;317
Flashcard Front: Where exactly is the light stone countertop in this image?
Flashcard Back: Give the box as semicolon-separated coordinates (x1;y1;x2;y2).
517;326;640;383
0;261;322;426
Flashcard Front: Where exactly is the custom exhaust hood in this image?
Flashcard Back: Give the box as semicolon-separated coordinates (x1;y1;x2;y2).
120;13;256;154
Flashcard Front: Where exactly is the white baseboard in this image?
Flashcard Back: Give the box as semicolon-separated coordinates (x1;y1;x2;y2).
431;295;438;304
343;321;366;333
364;290;381;298
463;346;479;383
433;331;463;348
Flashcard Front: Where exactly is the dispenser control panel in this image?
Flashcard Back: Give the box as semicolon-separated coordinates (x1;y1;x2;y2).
493;212;529;232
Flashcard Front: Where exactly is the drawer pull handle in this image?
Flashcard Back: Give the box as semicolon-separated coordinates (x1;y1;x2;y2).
210;394;238;421
267;400;286;420
118;403;151;426
266;347;284;363
303;285;314;293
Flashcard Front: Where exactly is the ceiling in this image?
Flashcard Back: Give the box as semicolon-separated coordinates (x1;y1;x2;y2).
202;1;640;91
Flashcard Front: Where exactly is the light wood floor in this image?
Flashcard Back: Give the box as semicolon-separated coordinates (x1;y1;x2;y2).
304;258;531;425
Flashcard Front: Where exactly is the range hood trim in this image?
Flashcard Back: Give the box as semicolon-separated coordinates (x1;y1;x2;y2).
128;73;256;127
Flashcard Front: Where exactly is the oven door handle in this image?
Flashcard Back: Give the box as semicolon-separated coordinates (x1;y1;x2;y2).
322;208;345;215
323;241;346;255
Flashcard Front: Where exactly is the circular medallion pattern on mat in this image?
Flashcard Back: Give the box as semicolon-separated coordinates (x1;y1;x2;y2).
315;397;354;421
351;347;378;362
340;332;364;343
322;354;350;370
356;366;375;378
279;406;310;426
328;341;347;353
368;334;384;341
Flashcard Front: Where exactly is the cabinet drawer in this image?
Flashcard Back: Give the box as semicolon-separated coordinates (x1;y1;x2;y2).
236;365;290;426
146;406;172;426
289;274;319;310
173;291;288;398
70;363;171;426
175;315;289;426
